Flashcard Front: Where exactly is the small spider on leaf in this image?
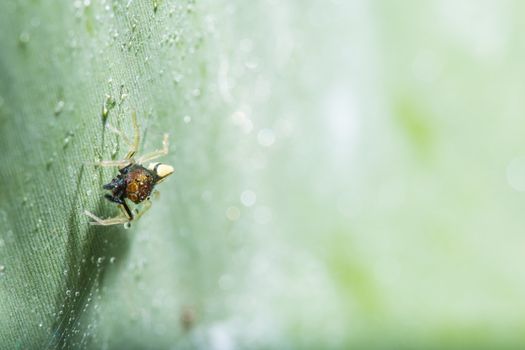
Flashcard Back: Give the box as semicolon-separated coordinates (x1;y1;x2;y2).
84;111;174;226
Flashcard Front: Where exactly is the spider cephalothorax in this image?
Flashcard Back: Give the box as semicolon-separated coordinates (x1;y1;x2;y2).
84;112;174;226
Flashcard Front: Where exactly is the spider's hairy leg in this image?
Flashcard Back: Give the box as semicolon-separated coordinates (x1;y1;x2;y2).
87;159;132;167
106;123;132;148
84;204;133;226
105;111;141;160
125;111;141;160
84;210;130;226
132;198;153;221
136;133;169;164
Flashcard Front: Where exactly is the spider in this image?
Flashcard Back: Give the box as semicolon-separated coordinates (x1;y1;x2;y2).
84;111;174;226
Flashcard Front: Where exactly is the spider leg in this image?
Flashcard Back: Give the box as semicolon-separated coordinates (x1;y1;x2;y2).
88;159;132;167
125;111;141;160
87;112;140;168
132;198;153;221
106;123;133;148
84;209;130;226
84;198;133;226
151;189;160;200
104;111;140;160
120;201;133;220
136;133;169;164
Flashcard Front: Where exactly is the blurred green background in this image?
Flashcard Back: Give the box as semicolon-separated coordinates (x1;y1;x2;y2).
1;0;525;348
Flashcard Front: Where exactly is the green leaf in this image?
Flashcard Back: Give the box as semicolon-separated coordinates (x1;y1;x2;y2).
3;0;525;349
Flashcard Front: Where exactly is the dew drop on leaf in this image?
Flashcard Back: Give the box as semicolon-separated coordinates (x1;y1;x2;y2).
226;206;240;221
257;128;275;147
54;100;65;116
240;190;256;207
18;31;30;45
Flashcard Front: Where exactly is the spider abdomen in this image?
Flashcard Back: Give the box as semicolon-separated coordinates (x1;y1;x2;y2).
125;165;156;204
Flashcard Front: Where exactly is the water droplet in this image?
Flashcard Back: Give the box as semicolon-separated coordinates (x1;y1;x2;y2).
46;157;54;170
240;190;256;207
75;291;80;297
66;289;71;296
124;222;131;229
245;60;258;70
18;31;30;45
231;110;245;124
173;72;183;84
119;85;128;101
110;257;116;263
180;306;196;331
38;322;43;328
63;131;75;149
225;206;240;221
0;265;5;275
231;110;254;133
111;141;119;158
54;100;65;116
257;128;275;147
102;94;116;122
102;105;109;121
97;257;105;264
183;115;191;124
34;218;43;232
